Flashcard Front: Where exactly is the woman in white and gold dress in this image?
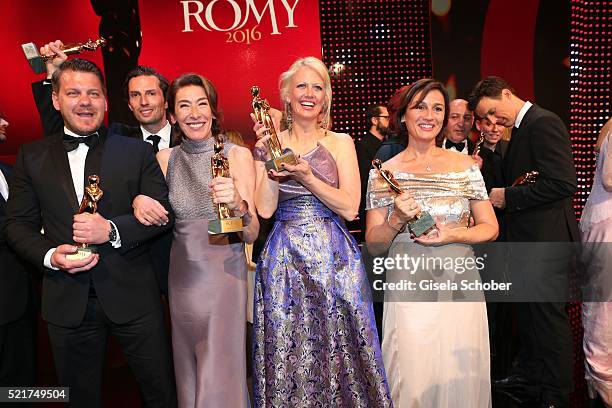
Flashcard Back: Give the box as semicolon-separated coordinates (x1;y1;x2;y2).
365;79;498;408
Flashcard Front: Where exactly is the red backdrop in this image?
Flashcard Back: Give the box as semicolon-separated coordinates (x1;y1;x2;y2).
138;0;321;142
0;0;321;162
0;1;104;163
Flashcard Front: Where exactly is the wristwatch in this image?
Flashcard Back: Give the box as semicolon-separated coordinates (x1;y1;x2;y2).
108;222;118;242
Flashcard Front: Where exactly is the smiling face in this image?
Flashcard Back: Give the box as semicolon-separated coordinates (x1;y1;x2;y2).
445;99;473;142
0;116;8;142
287;66;326;123
476;117;504;145
403;89;446;143
127;75;168;131
170;85;214;141
52;70;107;135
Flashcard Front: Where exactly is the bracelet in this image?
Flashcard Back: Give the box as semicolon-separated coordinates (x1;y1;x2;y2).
386;209;405;233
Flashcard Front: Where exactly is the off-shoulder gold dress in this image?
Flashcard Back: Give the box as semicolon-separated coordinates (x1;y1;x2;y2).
366;164;492;408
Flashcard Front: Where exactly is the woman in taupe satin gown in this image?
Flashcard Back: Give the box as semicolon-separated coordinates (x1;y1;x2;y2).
140;73;259;407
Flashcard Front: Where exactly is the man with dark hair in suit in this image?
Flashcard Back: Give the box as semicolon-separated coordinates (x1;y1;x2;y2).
0;114;37;389
32;41;176;295
355;104;389;239
7;58;176;407
469;76;578;408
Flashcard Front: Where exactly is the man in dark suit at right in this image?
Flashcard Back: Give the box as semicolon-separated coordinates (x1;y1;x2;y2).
31;41;175;296
469;76;578;408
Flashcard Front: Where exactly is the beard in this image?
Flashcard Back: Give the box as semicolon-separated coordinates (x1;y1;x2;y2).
376;123;388;137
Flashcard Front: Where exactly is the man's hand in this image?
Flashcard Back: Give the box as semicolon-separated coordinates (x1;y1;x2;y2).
133;194;169;226
73;213;111;245
39;40;67;79
51;244;99;274
489;187;506;209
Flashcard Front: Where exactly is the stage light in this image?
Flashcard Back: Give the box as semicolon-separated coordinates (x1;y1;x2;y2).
319;0;432;140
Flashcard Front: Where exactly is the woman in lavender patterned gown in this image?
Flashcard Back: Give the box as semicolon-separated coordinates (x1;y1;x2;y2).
155;73;258;407
581;118;612;407
251;57;392;407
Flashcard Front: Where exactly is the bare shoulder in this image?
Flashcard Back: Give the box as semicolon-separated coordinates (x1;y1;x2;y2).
321;130;355;152
228;144;254;162
327;130;353;141
438;148;476;172
382;149;405;171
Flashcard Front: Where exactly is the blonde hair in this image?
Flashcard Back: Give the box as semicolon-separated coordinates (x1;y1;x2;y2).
225;129;246;147
279;56;332;129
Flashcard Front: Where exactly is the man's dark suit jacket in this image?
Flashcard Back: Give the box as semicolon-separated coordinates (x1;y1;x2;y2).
355;132;384;235
32;79;176;295
479;139;508;193
503;104;578;242
5;128;174;328
0;163;32;325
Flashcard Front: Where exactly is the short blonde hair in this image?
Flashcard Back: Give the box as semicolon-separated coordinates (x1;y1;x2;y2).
279;56;332;129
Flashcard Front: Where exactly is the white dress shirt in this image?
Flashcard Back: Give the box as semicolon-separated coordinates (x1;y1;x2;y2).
0;167;9;201
515;101;533;129
142;120;172;150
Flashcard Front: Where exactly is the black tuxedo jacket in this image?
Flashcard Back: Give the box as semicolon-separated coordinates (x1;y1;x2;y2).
479;139;509;193
32;80;177;294
503;104;578;242
32;80;179;146
5;128;174;328
0;163;32;325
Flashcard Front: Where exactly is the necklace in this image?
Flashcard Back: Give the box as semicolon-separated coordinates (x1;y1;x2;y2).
426;164;432;172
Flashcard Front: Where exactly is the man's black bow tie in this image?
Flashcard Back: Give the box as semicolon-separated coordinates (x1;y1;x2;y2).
445;139;466;151
63;133;98;152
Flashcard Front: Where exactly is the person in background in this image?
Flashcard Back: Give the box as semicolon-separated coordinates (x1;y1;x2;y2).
441;98;475;155
0;113;37;389
580;117;612;408
356;104;389;239
469;76;578;408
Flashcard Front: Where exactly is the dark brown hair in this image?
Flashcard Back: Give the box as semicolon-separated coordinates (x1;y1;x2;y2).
123;66;169;100
467;76;516;112
390;78;449;139
166;73;223;140
51;58;106;94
